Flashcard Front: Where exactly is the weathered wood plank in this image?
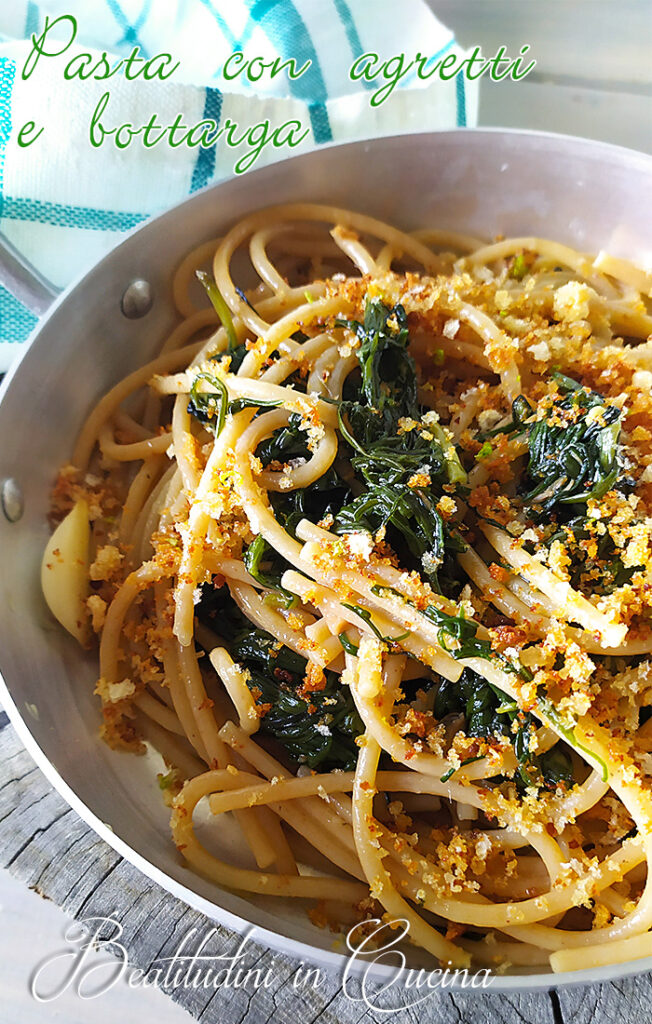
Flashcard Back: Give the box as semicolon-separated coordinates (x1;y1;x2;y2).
556;973;652;1023
0;718;648;1024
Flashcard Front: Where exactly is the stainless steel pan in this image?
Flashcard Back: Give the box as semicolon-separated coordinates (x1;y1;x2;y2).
1;130;652;990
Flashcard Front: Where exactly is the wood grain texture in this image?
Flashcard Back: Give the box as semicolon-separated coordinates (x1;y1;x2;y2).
0;715;648;1024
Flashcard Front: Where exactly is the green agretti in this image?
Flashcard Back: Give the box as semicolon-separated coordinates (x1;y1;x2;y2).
332;298;467;594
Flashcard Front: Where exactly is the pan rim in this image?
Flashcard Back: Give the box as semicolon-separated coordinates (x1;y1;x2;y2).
2;127;652;993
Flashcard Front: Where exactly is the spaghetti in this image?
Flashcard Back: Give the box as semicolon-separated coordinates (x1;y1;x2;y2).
41;203;652;973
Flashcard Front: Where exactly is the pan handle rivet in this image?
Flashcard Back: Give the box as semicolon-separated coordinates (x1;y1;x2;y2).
121;279;153;319
1;478;23;522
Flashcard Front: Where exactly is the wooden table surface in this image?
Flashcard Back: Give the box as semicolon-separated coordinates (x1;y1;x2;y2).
2;708;652;1024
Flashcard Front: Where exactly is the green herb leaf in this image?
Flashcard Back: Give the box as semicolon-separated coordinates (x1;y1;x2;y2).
329;298;467;594
482;374;630;517
510;253;528;280
540;700;608;782
243;535;297;609
197;587;363;771
434;669;573;792
196;270;239;353
476;441;493;461
229;396;283;414
187;372;228;436
341;602;410;645
440;755;483;783
520;375;626;513
422;604;494;662
339;632;359;655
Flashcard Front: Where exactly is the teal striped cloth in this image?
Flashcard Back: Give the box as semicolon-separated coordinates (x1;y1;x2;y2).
0;0;477;370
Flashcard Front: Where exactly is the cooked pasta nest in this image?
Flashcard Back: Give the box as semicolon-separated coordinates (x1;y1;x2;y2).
41;203;652;973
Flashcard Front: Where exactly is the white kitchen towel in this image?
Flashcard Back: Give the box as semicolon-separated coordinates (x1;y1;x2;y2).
0;0;478;369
